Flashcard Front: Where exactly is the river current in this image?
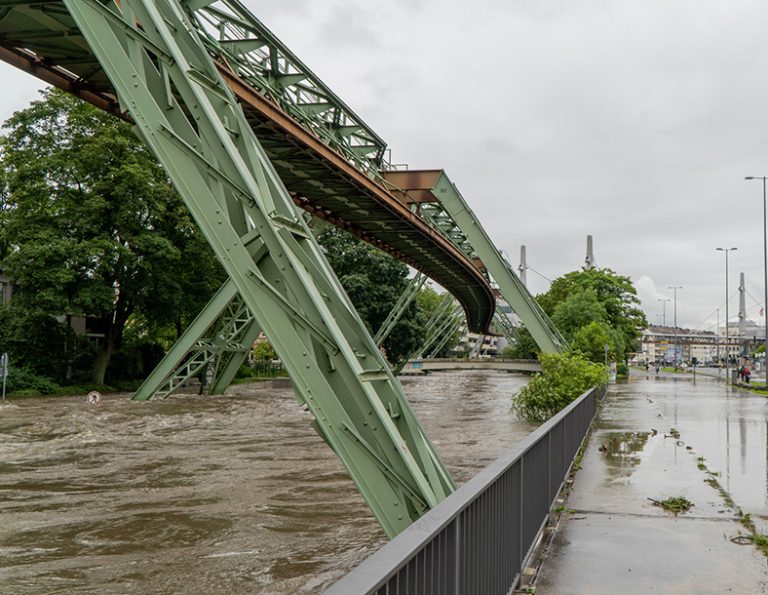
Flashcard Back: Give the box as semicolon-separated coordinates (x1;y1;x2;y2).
0;370;533;594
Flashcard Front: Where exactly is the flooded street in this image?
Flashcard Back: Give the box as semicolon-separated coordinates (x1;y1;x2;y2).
537;372;768;594
0;370;534;594
604;371;768;516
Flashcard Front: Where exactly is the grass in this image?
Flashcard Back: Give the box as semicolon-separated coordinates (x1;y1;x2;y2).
695;453;768;557
649;496;694;515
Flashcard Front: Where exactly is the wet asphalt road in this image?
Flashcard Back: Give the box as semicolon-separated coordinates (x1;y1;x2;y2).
537;371;768;594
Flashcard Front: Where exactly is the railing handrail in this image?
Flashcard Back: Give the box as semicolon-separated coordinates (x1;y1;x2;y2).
323;385;602;594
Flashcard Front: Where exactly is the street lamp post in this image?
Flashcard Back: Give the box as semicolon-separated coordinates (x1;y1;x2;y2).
668;286;683;367
717;247;738;383
745;176;768;378
657;297;670;327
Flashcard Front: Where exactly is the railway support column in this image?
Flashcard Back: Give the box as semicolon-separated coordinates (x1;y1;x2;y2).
63;0;453;537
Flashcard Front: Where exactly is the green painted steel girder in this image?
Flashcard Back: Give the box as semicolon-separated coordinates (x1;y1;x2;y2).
373;272;427;347
134;278;263;400
492;309;520;346
185;0;388;171
395;296;462;374
429;172;566;354
60;0;453;537
428;314;464;359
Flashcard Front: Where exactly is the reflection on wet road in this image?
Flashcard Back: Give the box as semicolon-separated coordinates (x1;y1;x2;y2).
0;370;533;594
605;372;768;515
537;372;768;594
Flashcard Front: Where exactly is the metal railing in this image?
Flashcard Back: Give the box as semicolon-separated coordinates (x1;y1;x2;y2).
324;385;605;595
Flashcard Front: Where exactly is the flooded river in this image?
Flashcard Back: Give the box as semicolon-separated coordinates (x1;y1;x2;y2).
0;370;534;594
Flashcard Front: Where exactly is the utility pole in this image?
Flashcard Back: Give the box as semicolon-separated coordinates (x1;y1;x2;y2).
518;245;527;287
668;286;683;367
658;297;670;327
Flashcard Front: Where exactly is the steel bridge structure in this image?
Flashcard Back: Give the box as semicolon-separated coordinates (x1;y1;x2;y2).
0;0;565;537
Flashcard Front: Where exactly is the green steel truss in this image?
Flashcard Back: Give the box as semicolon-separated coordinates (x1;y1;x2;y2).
491;309;520;346
134;279;261;399
395;295;463;373
373;272;427;347
417;173;566;354
60;0;453;537
428;313;464;358
184;0;388;174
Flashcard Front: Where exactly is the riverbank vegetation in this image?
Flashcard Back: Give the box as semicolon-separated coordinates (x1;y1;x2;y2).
0;90;452;396
506;267;647;366
512;352;608;422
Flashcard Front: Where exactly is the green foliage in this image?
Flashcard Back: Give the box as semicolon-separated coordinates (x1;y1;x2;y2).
0;304;66;377
537;267;646;361
106;337;165;382
503;327;539;359
316;226;421;364
616;362;628;376
252;340;277;361
551;288;608;339
0;88;223;384
512;352;608;422
570;321;615;363
651;496;693;515
6;367;61;395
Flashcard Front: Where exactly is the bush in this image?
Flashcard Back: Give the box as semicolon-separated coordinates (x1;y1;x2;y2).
616;362;628;377
6;367;61;396
512;351;608;422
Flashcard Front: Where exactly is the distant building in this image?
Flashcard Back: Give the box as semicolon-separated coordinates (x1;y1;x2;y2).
638;325;738;364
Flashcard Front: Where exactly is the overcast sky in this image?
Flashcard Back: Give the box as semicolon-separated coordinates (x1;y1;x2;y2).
3;0;768;333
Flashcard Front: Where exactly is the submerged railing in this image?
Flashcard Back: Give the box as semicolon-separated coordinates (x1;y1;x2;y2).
324;385;605;595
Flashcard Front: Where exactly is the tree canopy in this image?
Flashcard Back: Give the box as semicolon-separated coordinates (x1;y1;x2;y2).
506;267;646;363
0;89;224;385
315;226;424;365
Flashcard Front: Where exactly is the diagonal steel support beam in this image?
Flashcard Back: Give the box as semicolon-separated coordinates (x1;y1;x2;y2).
395;297;462;374
429;172;566;353
373;272;426;346
492;309;519;346
63;0;453;537
428;315;464;359
133;279;260;399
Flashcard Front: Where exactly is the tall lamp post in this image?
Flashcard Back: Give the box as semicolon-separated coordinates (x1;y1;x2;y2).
657;297;670;327
717;247;737;383
668;286;683;366
745;176;768;378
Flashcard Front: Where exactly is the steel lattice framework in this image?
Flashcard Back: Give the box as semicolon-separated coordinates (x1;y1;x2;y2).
0;0;565;536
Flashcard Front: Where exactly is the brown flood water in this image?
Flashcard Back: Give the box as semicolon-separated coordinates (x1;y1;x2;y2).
0;370;533;594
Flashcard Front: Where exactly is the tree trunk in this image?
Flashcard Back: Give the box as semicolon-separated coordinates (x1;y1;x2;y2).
90;295;132;385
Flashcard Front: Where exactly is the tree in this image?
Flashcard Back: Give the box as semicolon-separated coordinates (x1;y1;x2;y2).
538;267;646;360
570;320;616;364
315;226;422;364
0;89;223;384
551;288;608;340
252;340;277;361
502;327;538;359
